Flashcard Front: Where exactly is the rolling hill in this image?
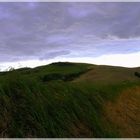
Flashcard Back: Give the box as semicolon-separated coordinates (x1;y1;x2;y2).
0;62;139;138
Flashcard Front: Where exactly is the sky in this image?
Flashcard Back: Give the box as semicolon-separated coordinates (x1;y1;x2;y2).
0;2;140;71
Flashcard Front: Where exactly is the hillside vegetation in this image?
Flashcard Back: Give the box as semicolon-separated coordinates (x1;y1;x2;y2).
0;62;139;138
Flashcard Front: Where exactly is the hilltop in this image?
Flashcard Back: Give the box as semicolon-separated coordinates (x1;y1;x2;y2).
0;62;139;138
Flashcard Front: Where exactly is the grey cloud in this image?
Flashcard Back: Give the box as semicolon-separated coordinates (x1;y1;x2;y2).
0;2;140;63
39;50;70;60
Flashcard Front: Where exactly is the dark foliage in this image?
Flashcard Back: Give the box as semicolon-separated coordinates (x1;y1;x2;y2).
42;73;65;82
42;69;90;82
134;72;140;78
49;62;76;67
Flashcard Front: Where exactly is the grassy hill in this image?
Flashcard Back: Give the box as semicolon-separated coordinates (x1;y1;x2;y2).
0;62;139;138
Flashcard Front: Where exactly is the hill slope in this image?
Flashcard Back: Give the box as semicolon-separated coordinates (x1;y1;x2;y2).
0;62;139;138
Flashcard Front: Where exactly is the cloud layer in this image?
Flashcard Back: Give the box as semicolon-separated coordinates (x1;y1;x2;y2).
0;2;140;64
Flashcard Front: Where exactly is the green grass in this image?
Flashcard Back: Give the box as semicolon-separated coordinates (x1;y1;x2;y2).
0;62;139;138
0;76;107;137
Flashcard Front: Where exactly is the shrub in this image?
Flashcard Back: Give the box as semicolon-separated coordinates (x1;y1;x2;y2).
42;73;65;82
134;72;140;78
42;69;90;82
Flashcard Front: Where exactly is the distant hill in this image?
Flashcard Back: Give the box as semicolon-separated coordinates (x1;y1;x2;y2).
0;62;139;138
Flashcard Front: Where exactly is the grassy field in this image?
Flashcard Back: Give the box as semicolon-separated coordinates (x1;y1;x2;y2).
0;62;139;138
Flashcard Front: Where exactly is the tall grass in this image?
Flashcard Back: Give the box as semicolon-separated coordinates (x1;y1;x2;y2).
0;72;119;137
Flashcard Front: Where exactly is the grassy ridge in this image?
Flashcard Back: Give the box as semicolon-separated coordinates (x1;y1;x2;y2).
0;62;139;137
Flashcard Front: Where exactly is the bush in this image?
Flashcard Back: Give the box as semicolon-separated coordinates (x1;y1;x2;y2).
134;72;140;78
42;73;65;82
42;70;89;82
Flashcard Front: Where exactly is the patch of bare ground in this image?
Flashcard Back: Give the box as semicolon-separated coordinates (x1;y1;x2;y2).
73;66;140;84
104;86;140;137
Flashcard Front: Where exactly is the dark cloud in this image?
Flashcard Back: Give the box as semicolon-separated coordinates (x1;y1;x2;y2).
0;2;140;62
39;50;70;60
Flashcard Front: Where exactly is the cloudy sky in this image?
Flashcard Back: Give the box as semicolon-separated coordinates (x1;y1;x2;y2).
0;2;140;70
